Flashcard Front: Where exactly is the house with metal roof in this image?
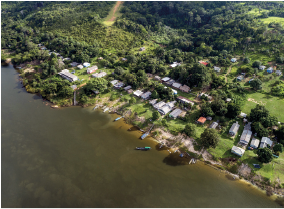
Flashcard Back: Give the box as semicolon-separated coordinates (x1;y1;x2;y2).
161;77;171;82
124;85;132;91
149;99;157;106
141;91;152;100
154;76;161;81
133;90;144;97
169;109;182;119
71;62;79;67
139;47;145;51
226;98;232;103
213;66;221;73
58;69;78;82
83;62;90;67
231;58;237;63
121;58;127;61
231;146;245;157
170;62;181;68
165;79;175;86
110;80;118;85
237;75;244;81
240;112;247;118
198;93;212;100
259;137;273;148
172;82;182;89
179;85;190;93
92;72;107;78
259;66;266;70
209;122;218;129
176;96;194;106
229;122;240;136
70;85;77;90
77;65;83;69
114;82;125;89
158;101;176;115
250;138;260;149
276;70;282;76
127;89;133;94
240;130;252;145
267;67;273;74
154;101;165;109
87;66;98;74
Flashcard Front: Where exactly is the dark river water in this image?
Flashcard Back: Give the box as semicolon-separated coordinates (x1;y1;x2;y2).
1;64;282;207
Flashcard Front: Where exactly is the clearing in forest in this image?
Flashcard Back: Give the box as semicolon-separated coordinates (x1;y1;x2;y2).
103;1;123;26
260;16;284;25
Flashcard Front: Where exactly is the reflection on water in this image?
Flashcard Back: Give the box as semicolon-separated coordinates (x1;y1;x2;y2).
1;64;282;208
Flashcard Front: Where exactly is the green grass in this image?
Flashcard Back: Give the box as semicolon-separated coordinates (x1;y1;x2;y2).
260;17;284;25
242;92;284;122
247;8;269;16
103;1;123;26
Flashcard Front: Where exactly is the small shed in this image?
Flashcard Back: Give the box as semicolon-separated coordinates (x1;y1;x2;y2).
121;58;127;61
237;75;244;81
179;85;190;93
77;65;83;69
83;62;90;67
98;57;104;60
161;77;170;82
209;122;218;129
139;47;145;51
240;112;247;118
229;122;240;136
199;61;209;66
213;66;221;73
226;98;232;103
172;82;182;89
259;66;266;70
250;138;260;149
267;67;273;74
169;109;182;119
206;116;212;121
154;76;161;81
197;117;207;124
133;90;144;97
146;73;153;77
110;80;118;85
276;70;282;76
127;89;133;94
124;85;132;91
231;146;245;157
231;58;237;63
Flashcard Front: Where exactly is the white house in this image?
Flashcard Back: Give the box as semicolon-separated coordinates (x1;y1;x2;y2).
170;62;181;68
133;90;143;97
231;58;237;63
259;66;266;70
231;146;245;157
250;138;260;149
161;77;170;82
141;91;152;100
259;137;273;148
77;65;83;69
110;80;118;85
58;69;78;82
87;66;98;74
83;62;90;67
213;66;221;73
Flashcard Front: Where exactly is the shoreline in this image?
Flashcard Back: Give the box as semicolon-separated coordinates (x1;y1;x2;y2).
4;62;284;199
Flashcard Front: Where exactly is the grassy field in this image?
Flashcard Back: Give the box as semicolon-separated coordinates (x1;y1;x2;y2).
242;92;284;122
247;8;269;16
260;16;284;25
103;1;123;26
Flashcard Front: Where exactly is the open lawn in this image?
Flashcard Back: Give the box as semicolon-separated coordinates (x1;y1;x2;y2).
247;8;269;16
242;92;284;122
260;16;284;25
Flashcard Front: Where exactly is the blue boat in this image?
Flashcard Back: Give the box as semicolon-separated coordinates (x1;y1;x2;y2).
180;153;184;158
141;133;148;140
136;147;151;151
115;117;122;121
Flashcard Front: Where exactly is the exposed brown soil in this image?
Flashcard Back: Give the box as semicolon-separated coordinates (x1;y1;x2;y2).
108;1;122;22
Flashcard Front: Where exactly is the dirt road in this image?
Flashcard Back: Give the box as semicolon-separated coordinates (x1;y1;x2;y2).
109;1;123;22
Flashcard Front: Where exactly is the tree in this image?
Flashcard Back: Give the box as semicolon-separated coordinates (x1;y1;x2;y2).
152;111;160;121
243;57;250;64
226;103;241;118
257;148;273;163
250;78;262;90
151;90;159;99
184;124;197;137
200;129;220;149
252;60;262;68
129;97;136;105
273;144;283;153
275;126;284;142
114;66;125;75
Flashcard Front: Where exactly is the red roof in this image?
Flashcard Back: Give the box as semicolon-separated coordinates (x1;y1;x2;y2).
197;117;207;124
199;61;208;66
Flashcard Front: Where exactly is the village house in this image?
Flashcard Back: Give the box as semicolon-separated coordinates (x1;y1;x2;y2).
169;108;182;119
121;58;127;61
176;96;194;107
198;93;212;101
146;73;153;77
170;62;181;68
206;116;212;121
239;112;247;118
124;85;132;91
114;82;124;89
83;62;90;68
259;137;273;148
110;80;118;85
98;57;103;60
276;70;282;76
149;99;157;106
165;79;175;86
139;47;145;51
92;72;107;78
213;66;221;73
71;62;79;67
199;61;208;66
141;91;152;100
154;76;161;81
63;58;71;61
237;75;244;81
229;121;240;136
179;85;190;93
209;122;218;129
239;130;252;145
161;77;170;82
197;117;206;124
231;58;237;63
267;67;273;74
259;65;266;71
226;98;232;103
172;82;182;89
133;90;143;97
58;69;78;82
154;101;165;109
158;101;176;115
231;146;245;157
87;66;98;74
250;138;260;149
127;89;133;94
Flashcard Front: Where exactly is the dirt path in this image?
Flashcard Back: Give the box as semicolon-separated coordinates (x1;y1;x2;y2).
108;1;123;22
225;65;233;82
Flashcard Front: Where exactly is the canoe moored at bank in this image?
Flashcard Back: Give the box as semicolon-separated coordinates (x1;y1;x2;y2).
135;147;151;150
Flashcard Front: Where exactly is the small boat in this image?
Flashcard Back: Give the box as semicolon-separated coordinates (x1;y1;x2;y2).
103;107;109;112
180;153;184;158
93;105;98;110
135;147;151;150
141;133;148;139
115;117;122;121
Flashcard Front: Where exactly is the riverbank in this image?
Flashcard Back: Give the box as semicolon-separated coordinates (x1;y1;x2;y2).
5;62;284;199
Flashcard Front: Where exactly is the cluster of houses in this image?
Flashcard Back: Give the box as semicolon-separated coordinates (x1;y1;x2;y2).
229;120;274;157
154;76;191;93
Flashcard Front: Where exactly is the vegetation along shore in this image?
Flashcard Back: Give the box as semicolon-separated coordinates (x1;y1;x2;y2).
1;1;284;197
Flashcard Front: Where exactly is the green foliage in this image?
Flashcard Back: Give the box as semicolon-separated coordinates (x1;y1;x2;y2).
226;103;241;119
152;111;160;121
184;123;197;137
273;144;283;153
257;148;273;163
250;78;262;90
200;129;220;149
129;97;136;105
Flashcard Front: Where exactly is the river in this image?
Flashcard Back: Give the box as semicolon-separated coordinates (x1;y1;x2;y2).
1;64;281;207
